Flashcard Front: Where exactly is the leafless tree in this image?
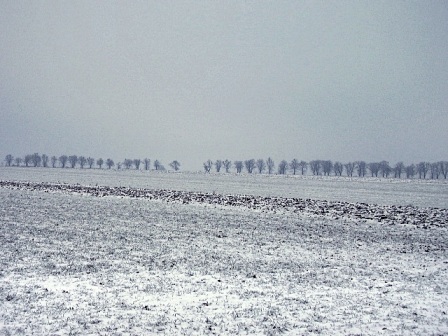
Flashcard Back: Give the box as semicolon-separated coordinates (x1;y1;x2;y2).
379;161;392;178
405;164;416;178
223;159;232;173
203;160;213;173
322;160;333;176
215;160;223;173
144;158;151;170
394;162;405;178
298;161;307;175
24;154;32;167
87;157;95;168
256;159;266;173
439;161;448;179
344;162;355;177
289;159;299;175
266;157;275;174
96;158;104;169
14;157;22;167
355;161;367;177
170;160;181;171
309;160;321;175
78;156;87;168
133;159;141;170
154;160;162;171
368;162;381;177
106;158;114;169
430;162;440;179
234;160;243;173
333;161;343;176
68;155;78;168
41;154;49;167
278;160;288;174
417;162;430;179
244;159;256;173
4;154;13;166
123;159;133;169
51;156;58;168
59;155;68;168
31;153;41;167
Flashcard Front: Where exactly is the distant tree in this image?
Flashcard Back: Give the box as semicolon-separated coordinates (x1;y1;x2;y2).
78;156;87;169
322;160;333;176
344;162;355;177
379;161;392;178
368;162;381;177
244;159;256;173
203;160;213;173
405;164;416;179
154;160;162;171
86;157;94;169
106;158;114;169
133;159;141;170
14;157;22;167
117;162;122;169
298;161;307;175
144;158;151;170
289;159;299;175
5;154;13;167
355;161;367;177
234;160;243;173
51;156;58;168
309;160;321;175
41;154;49;168
68;155;78;168
169;160;181;171
256;159;266;174
215;160;223;173
123;159;133;169
223;159;232;173
59;155;68;168
24;154;32;167
439;161;448;179
96;158;104;169
430;162;440;179
394;162;405;178
266;157;275;174
417;162;430;179
333;161;343;176
278;160;288;174
31;153;41;167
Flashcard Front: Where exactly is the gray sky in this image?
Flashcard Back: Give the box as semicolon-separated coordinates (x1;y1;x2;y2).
1;1;447;171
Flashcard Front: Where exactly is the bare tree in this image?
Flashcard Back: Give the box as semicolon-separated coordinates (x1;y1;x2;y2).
144;158;151;170
215;160;223;173
78;156;87;169
51;156;58;168
278;160;288;174
123;159;133;169
203;160;213;173
106;158;114;169
355;161;367;177
14;157;22;167
169;160;181;171
289;159;299;175
244;159;256;173
256;159;266;174
31;153;41;167
417;162;430;179
87;157;95;169
133;159;141;170
154;160;162;171
368;162;381;177
430;162;440;179
59;155;68;168
298;161;307;175
68;155;78;168
322;160;333;176
5;154;13;167
234;160;243;173
41;154;49;167
24;154;32;167
439;161;448;179
266;157;275;174
223;159;232;173
333;161;343;176
394;162;405;178
96;158;104;169
405;164;416;179
309;160;321;175
344;162;355;177
379;161;392;178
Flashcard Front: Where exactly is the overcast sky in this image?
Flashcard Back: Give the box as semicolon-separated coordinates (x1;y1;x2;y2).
1;1;447;171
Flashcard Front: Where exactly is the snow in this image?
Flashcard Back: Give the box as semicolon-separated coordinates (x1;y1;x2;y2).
0;169;447;335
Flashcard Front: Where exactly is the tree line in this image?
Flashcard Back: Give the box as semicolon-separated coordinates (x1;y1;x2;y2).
202;158;448;179
3;153;181;171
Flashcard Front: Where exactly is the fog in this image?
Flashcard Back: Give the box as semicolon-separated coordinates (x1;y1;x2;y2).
1;1;447;171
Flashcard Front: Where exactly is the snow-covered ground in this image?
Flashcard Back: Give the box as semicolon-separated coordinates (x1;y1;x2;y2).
0;169;447;335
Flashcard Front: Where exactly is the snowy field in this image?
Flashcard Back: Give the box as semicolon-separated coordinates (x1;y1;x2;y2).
1;169;447;335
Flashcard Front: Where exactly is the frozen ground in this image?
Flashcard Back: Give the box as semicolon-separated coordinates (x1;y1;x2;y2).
1;180;447;335
1;167;447;208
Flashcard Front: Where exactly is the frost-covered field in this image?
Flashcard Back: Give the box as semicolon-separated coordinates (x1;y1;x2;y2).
0;169;447;335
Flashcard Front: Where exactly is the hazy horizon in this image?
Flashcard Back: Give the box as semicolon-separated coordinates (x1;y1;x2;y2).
1;1;447;171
